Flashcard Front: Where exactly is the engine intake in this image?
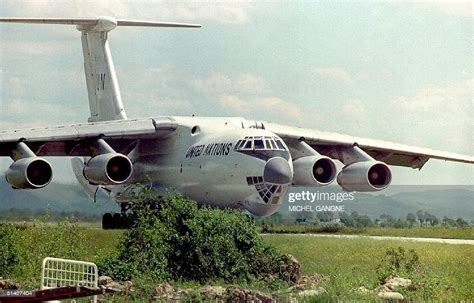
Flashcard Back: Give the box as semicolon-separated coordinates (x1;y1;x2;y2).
83;153;133;185
337;161;391;192
6;157;53;189
292;155;337;186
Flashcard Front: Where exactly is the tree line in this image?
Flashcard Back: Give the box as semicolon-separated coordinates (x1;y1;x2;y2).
259;210;471;228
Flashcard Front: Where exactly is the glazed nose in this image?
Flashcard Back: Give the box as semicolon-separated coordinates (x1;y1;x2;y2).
263;157;292;184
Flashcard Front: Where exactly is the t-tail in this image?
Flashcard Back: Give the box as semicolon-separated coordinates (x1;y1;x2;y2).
0;16;201;122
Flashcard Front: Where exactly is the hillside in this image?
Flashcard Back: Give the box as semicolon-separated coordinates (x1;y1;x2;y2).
281;186;474;221
0;178;472;220
0;178;119;215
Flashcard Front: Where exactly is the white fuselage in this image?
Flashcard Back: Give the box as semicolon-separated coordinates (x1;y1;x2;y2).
109;116;294;217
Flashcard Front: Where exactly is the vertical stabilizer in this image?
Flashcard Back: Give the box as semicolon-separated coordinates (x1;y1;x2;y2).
78;17;127;122
0;16;201;122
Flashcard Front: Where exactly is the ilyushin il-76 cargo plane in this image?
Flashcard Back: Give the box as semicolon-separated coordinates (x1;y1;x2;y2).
0;17;473;228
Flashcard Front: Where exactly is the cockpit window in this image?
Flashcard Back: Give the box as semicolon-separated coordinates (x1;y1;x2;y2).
235;136;287;151
244;140;253;149
270;140;277;149
276;139;286;150
264;139;271;149
254;139;264;150
236;140;246;149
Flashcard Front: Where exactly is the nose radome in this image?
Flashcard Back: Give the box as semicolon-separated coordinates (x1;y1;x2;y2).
264;157;292;184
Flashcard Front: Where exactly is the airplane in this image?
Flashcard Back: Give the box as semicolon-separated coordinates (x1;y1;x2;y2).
0;16;473;229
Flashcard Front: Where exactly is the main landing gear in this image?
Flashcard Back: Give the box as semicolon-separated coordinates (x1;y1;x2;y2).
102;203;133;229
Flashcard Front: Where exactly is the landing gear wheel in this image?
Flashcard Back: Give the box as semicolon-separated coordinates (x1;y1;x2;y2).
102;213;113;229
112;213;123;228
102;204;135;229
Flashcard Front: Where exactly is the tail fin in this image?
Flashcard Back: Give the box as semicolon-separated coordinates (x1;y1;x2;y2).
0;17;201;122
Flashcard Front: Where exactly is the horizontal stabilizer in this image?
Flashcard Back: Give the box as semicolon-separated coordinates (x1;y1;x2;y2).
0;17;201;29
117;19;202;28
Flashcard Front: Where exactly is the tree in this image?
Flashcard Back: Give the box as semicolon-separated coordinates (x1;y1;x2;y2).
317;211;334;222
353;213;373;227
406;213;417;227
379;214;396;227
424;212;439;227
455;217;469;228
339;212;354;227
394;218;409;228
442;216;456;227
429;214;439;226
416;210;425;227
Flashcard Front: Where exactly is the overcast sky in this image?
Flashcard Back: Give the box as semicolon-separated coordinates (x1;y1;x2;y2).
0;1;472;186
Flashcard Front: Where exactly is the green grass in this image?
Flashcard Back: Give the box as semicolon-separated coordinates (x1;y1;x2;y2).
6;227;474;302
82;228;123;261
82;230;473;301
262;225;474;240
264;235;474;301
356;226;473;239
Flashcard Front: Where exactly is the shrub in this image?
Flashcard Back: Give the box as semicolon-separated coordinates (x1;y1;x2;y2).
376;246;421;283
98;186;297;284
0;223;20;276
314;225;343;233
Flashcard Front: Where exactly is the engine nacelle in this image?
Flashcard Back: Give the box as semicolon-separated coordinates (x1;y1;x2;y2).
292;155;337;186
6;157;53;189
83;153;133;185
337;161;391;192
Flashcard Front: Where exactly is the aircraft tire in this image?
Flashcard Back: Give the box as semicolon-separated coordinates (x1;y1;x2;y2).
112;213;122;229
102;213;113;229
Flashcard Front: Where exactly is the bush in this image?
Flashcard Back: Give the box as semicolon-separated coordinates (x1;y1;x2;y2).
314;225;343;233
0;223;20;276
376;246;421;283
98;186;297;284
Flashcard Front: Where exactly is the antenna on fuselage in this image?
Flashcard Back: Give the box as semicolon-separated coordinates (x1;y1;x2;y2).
0;16;201;122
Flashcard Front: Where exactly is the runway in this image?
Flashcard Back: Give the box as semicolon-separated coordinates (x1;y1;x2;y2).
262;233;474;245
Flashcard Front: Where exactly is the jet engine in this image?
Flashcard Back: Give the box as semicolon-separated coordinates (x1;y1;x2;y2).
6;157;53;189
83;153;133;185
337;161;391;192
292;155;337;186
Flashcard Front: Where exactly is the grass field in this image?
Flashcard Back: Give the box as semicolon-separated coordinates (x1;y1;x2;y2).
265;235;474;301
4;226;474;301
10;221;474;239
82;230;474;301
262;225;474;240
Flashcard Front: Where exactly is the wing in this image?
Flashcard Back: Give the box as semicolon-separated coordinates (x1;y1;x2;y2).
0;117;176;157
265;122;474;169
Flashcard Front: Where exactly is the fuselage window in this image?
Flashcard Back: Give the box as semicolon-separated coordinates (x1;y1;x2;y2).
254;139;264;150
